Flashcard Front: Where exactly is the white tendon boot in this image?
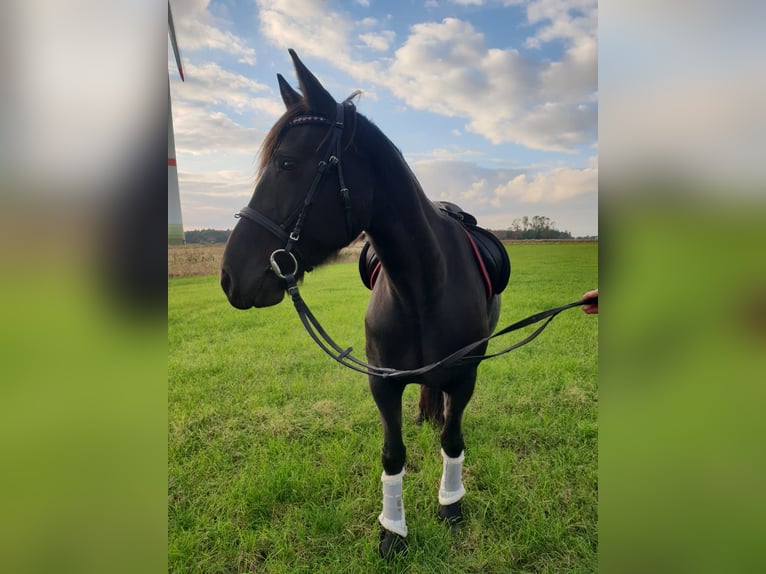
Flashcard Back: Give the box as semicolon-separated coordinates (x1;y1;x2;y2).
378;469;407;537
438;449;466;506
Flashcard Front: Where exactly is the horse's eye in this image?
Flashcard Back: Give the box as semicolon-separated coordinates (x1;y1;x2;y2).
278;158;297;171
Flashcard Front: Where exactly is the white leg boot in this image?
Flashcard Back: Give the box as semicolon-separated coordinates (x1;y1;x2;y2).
378;469;407;537
438;449;466;506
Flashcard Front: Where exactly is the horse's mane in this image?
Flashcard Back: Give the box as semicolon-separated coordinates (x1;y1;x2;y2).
357;113;424;194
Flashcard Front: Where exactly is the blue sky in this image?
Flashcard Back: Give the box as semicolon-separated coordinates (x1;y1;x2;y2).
169;0;597;236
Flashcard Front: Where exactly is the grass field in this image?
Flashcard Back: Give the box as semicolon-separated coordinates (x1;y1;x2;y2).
168;242;598;573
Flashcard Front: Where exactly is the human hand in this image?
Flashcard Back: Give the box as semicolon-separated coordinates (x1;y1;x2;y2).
581;289;598;314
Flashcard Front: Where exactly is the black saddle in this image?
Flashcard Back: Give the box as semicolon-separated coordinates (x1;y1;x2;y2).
358;201;511;297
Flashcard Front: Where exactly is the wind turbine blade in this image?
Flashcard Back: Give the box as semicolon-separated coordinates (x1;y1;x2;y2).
168;2;185;81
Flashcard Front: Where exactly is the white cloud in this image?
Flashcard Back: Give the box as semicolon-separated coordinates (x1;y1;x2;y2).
167;1;598;234
180;170;254;200
493;164;597;204
505;101;596;151
451;0;484;5
172;108;267;229
525;0;597;43
257;0;352;64
172;101;266;159
410;158;521;205
358;31;396;52
178;169;256;230
257;0;390;86
253;2;596;152
410;146;482;162
463;178;489;200
172;61;283;117
409;158;597;235
171;0;257;65
386;16;596;150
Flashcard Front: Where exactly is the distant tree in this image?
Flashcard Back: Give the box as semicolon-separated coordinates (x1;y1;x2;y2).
184;229;231;244
499;216;572;240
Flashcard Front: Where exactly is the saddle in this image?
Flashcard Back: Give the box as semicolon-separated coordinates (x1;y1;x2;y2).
358;201;511;298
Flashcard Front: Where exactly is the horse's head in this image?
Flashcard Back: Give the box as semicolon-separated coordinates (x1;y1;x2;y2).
221;50;374;309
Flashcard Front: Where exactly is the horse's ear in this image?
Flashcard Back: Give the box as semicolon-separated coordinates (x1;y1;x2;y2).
288;49;336;116
277;73;302;109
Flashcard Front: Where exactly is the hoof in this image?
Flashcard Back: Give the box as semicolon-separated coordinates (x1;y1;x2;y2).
379;527;408;558
438;500;463;526
415;408;425;426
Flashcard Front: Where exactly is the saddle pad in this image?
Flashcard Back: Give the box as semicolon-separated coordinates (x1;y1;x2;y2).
358;209;510;296
464;225;511;296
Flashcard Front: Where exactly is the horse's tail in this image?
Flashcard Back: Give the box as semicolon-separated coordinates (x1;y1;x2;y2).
417;386;445;426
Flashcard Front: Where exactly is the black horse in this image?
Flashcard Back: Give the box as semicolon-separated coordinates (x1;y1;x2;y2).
221;50;502;555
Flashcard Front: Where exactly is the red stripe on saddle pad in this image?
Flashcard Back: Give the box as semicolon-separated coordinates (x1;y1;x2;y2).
463;229;493;298
369;261;382;289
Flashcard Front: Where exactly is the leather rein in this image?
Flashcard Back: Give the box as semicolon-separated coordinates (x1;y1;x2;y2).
235;103;596;380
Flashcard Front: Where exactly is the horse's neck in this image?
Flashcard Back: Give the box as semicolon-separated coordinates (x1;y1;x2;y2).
366;154;447;296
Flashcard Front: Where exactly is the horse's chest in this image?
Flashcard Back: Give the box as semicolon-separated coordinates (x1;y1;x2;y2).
365;293;482;366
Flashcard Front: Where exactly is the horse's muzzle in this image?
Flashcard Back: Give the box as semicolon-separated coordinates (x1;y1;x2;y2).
220;267;285;309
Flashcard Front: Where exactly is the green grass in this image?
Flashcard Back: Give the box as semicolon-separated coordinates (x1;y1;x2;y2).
169;242;597;573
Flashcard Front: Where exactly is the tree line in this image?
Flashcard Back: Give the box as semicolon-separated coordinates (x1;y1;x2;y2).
184;216;583;244
489;215;573;240
184;229;231;244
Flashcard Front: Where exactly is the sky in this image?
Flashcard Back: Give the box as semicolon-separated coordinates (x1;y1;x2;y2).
169;0;598;237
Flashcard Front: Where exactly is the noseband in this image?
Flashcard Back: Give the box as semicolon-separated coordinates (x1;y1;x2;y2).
235;103;355;277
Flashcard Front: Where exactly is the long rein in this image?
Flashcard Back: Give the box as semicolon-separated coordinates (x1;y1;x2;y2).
237;102;596;379
273;258;595;379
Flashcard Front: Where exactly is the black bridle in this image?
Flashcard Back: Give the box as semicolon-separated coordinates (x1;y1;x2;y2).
235;102;355;275
234;102;596;380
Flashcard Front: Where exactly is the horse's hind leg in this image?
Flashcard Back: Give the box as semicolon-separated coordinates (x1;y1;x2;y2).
438;372;477;524
369;377;408;557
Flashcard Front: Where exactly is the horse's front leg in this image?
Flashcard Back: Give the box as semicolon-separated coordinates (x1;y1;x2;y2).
439;371;477;524
369;377;408;557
